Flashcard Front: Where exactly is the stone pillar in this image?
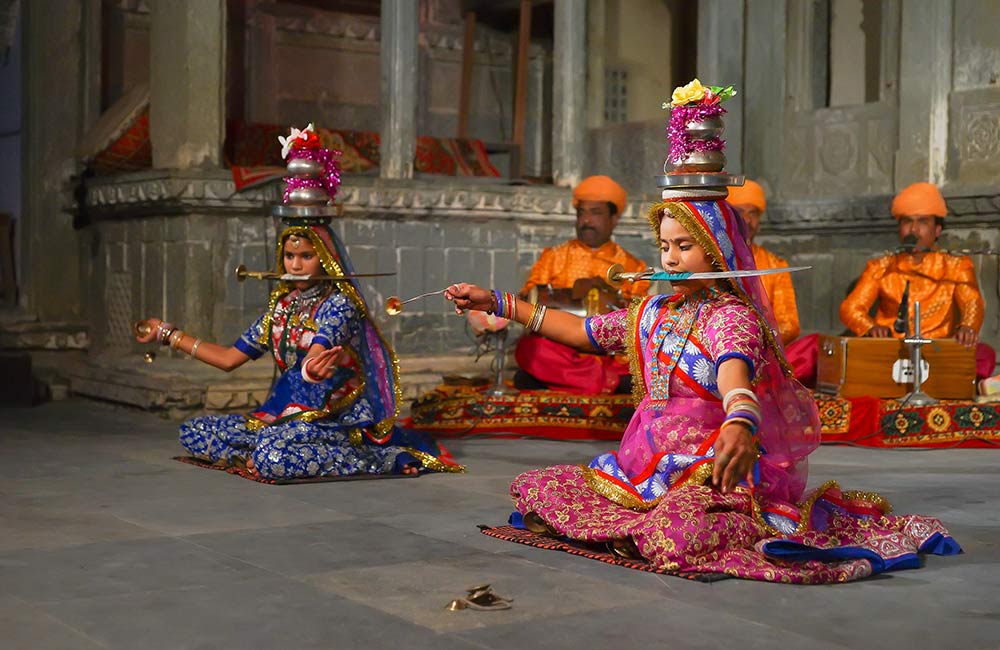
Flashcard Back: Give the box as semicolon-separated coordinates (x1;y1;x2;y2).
379;0;418;180
896;0;953;187
697;0;745;174
743;0;786;187
21;0;85;320
585;0;606;130
150;0;226;169
552;0;586;188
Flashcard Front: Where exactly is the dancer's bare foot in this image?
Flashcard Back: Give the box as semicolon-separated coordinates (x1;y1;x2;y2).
402;463;419;475
245;456;259;477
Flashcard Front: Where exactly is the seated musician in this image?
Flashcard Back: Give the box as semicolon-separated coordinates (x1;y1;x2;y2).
840;182;996;380
514;175;650;394
727;179;800;345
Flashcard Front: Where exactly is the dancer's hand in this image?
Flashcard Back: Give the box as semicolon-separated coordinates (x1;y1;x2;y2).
135;318;162;344
304;345;345;381
444;283;493;315
711;423;757;494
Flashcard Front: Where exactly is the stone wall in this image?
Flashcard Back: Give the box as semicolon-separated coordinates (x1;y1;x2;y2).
81;171;659;359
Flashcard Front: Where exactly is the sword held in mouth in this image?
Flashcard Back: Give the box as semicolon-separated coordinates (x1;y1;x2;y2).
234;264;396;283
606;263;811;286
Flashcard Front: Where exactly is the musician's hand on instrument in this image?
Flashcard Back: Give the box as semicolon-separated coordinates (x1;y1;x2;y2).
444;283;492;315
956;325;978;347
711;424;757;494
304;346;345;380
867;325;892;338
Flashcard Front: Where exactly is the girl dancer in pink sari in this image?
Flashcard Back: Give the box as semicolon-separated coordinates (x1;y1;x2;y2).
446;197;959;583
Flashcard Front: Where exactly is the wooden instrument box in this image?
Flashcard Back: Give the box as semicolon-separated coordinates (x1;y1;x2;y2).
816;335;976;399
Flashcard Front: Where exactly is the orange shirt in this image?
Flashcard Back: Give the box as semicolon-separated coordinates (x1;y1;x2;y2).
840;251;984;339
752;244;800;344
521;239;650;299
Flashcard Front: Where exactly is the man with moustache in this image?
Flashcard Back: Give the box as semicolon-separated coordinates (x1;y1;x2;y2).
840;181;995;380
514;175;649;394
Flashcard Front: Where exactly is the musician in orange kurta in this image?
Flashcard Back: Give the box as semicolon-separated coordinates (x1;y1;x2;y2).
839;182;995;379
726;180;800;344
515;176;650;394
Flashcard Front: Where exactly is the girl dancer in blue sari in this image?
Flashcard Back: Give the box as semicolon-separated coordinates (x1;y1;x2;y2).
137;222;462;480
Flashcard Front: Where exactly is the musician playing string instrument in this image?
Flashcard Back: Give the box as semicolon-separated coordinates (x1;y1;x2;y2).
839;182;996;379
515;175;650;394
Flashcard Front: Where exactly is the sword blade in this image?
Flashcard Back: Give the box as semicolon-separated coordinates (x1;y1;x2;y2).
648;266;811;282
277;272;397;281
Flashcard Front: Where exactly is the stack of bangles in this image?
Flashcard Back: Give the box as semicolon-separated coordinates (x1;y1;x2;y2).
524;303;547;333
486;289;547;333
722;387;761;437
154;321;202;359
487;290;517;320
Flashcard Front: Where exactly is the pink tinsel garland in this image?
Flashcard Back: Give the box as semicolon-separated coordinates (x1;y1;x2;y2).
283;147;343;204
667;103;726;164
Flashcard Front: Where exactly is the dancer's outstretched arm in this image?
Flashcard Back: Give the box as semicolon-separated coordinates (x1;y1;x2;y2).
135;317;250;372
445;283;595;351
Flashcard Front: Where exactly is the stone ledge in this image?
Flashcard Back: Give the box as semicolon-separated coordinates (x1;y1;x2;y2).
0;318;90;351
77;170;659;232
769;191;1000;233
64;352;489;420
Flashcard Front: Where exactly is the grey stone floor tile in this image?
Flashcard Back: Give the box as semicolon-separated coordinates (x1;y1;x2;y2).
370;506;515;552
453;599;855;650
0;596;107;650
0;497;161;552
6;470;355;538
2;399;999;649
603;561;1000;650
306;552;652;633
182;519;481;578
37;577;482;650
285;473;510;519
0;536;261;604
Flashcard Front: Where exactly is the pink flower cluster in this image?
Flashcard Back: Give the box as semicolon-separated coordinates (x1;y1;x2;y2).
667;103;726;165
283;147;343;204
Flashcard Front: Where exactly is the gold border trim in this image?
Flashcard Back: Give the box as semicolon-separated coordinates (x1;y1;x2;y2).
402;447;466;473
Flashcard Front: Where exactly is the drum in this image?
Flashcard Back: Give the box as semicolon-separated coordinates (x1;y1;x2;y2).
816;335;976;399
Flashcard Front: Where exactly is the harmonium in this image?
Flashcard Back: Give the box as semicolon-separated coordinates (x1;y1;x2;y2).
816;335;976;399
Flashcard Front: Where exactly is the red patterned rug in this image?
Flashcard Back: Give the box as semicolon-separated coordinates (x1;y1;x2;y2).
409;385;633;441
817;394;1000;449
174;456;419;484
479;525;729;582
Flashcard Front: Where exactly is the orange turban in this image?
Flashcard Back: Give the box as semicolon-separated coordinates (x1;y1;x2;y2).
726;180;767;212
891;182;947;219
573;176;627;215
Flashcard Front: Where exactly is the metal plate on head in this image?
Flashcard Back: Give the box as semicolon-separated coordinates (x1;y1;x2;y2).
271;205;341;218
654;173;745;188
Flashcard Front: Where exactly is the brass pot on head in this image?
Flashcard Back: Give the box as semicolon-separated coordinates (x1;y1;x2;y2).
286;157;325;177
683;115;725;141
287;186;330;205
663;150;726;174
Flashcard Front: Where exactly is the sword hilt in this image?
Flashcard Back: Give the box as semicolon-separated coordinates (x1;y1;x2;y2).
606;264;654;287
